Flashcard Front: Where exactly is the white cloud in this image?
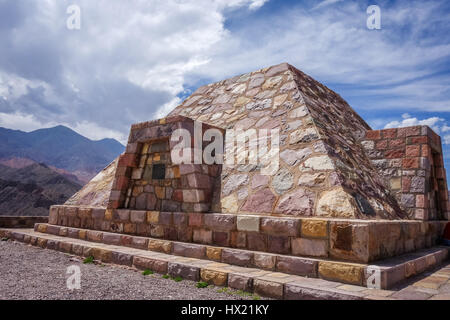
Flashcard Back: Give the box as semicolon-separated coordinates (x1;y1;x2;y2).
248;0;269;10
384;114;447;139
0;112;55;132
0;0;270;140
1;0;450;144
312;0;344;11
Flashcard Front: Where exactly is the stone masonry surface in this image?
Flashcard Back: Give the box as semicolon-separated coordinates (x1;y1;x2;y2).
66;63;450;220
2;229;450;300
46;205;448;263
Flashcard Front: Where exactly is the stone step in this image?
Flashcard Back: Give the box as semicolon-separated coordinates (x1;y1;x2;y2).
0;227;382;300
17;223;450;289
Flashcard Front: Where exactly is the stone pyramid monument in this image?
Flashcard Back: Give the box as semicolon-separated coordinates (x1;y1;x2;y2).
7;63;448;294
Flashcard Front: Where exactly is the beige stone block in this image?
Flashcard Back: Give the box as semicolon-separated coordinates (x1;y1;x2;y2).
390;178;401;190
200;269;228;286
316;188;357;218
148;239;172;254
105;209;113;221
37;224;47;233
237;215;260;232
318;262;363;285
221;194;238;213
206;247;222;261
147;211;159;224
301;220;328;238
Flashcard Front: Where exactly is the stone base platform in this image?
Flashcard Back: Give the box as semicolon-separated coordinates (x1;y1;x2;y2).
1;227;449;300
2;224;448;291
49;205;448;264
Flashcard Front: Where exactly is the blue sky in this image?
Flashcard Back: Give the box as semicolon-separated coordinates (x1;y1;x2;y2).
0;0;450;177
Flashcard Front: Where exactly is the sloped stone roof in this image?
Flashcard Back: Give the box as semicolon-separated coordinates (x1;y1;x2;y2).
168;63;405;219
65;158;118;208
67;63;406;219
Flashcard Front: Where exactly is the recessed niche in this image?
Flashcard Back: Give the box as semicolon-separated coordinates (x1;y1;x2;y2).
152;164;166;180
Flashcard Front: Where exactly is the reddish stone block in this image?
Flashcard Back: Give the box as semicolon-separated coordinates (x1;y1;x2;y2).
87;230;103;242
402;158;419;169
130;210;146;223
213;231;230;246
114;209;130;222
188;174;211;189
164;227;178;240
254;280;284;299
173;243;206;259
67;228;80;239
111;252;133;266
113;176;129;190
385;149;405;159
241;188;276;213
247;233;267;251
172;212;187;226
421;145;430;157
276;256;318;277
131;236;148;249
159;212;173;225
188;213;203;227
402;177;411;192
406;145;420;157
177;227;193;242
46;240;59;250
136;223;150;236
46;225;60;236
366;130;381;140
103;233;121;245
133;256;168;273
168;263;200;281
376;140;388;150
260;218;300;236
382;128;397;139
416;195;426;208
172;190;183;202
118;153;137;167
398;126;421;138
204;214;236;231
193;229;212;244
389;139;404;148
222;249;253;267
228;274;253;292
231;231;247;248
408;136;427;144
267;235;290;254
49;207;59;225
120;235;133;246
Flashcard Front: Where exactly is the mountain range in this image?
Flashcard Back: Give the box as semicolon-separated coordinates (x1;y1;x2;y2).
0;125;124;183
0;125;124;216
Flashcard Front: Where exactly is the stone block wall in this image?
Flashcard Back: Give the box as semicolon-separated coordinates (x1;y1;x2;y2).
108;116;222;213
361;125;450;221
48;205;447;263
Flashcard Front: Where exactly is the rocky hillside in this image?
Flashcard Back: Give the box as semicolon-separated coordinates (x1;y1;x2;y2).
0;163;82;216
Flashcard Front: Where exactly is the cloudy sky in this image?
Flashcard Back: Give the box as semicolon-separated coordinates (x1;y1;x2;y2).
1;1;450;159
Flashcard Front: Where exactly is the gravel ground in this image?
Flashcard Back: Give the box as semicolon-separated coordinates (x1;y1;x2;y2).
0;240;264;300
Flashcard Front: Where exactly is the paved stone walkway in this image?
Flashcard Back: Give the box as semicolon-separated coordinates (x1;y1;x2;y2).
387;262;450;300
